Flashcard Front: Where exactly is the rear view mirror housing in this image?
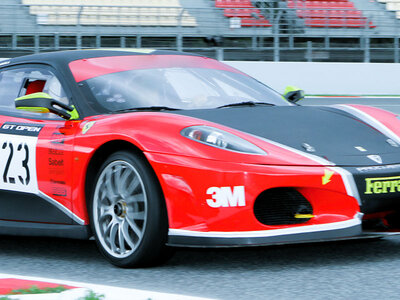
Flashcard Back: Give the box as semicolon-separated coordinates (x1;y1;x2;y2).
283;86;305;103
15;92;79;120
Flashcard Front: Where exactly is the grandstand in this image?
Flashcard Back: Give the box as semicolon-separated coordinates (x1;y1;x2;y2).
0;0;398;62
23;0;197;27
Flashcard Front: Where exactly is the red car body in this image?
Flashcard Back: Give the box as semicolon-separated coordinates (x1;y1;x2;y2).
1;49;400;266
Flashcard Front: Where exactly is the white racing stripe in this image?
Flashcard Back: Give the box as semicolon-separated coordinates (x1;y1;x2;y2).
334;104;400;145
169;214;362;238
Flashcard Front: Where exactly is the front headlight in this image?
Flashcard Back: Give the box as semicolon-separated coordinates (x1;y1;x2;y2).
181;125;266;155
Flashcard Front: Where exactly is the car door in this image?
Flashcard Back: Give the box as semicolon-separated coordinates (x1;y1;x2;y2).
0;65;82;225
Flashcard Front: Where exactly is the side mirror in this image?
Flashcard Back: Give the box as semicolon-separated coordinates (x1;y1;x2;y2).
15;92;79;120
283;85;305;103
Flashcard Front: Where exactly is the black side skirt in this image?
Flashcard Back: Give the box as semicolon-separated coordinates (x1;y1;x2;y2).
0;220;91;240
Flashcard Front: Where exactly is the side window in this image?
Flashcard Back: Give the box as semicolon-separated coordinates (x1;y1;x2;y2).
0;67;69;119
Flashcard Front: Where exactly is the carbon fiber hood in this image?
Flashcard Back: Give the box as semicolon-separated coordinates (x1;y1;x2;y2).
174;105;400;166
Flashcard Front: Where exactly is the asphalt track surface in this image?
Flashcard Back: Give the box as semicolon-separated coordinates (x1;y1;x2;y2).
2;97;400;300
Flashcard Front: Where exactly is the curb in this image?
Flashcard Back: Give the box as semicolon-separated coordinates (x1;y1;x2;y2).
0;274;211;300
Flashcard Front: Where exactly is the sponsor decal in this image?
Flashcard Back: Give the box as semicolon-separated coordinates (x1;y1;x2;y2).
48;158;64;166
301;143;315;153
49;131;65;167
50;131;65;145
82;121;96;134
0;122;43;137
355;146;367;152
50;179;66;185
356;164;400;173
365;175;400;194
206;186;245;208
48;128;66;176
51;139;65;145
322;169;334;185
48;148;64;155
367;155;382;164
51;186;67;197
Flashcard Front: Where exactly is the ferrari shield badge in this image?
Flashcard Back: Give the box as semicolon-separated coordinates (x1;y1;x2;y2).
82;121;96;134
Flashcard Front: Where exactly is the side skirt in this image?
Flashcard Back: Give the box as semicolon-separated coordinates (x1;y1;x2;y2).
0;220;91;240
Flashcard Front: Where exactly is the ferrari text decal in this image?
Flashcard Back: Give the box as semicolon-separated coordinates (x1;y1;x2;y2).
206;186;245;207
365;176;400;194
0;122;42;193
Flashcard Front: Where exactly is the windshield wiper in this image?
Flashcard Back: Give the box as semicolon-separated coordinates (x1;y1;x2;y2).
114;106;180;113
217;101;275;109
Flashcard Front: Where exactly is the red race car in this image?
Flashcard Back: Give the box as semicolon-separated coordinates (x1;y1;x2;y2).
1;49;400;267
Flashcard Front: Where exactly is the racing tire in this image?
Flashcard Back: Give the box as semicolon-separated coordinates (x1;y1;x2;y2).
89;150;173;268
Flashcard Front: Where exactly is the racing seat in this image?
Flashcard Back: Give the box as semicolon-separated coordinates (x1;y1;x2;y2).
25;80;46;95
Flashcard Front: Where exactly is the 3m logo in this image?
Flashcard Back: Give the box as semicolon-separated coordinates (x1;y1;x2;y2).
365;176;400;194
206;186;246;208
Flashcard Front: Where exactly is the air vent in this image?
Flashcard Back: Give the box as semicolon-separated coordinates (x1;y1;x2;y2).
253;188;313;226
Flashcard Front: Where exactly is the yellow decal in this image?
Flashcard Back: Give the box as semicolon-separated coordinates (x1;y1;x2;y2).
294;214;314;219
322;169;334;185
365;175;400;194
82;121;96;134
16;107;50;113
68;105;79;120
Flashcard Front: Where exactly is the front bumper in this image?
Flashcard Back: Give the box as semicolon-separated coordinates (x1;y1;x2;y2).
347;164;400;214
146;152;400;247
168;216;362;247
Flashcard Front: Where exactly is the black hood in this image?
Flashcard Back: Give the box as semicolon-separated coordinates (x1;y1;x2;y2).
173;106;400;166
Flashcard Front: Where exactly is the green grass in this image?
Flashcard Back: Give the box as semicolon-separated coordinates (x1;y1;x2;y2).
79;290;105;300
8;285;67;295
3;285;107;300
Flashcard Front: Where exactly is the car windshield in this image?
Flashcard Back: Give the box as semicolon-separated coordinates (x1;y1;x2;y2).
81;66;290;112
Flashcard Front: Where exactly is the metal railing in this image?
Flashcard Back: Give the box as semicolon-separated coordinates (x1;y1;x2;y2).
0;3;398;62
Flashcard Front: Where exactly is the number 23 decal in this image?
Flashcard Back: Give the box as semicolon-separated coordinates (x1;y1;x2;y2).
0;133;38;194
2;141;30;185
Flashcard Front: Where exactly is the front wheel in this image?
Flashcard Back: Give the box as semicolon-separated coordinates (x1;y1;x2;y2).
89;150;172;267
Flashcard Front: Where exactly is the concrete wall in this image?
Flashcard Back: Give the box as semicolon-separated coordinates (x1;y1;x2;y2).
225;61;400;96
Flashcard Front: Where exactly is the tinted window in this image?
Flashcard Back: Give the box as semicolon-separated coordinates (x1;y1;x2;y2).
0;67;69;119
83;67;290;112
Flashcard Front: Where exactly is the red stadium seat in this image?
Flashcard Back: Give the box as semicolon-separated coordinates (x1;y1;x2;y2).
223;8;261;17
290;0;372;28
215;0;253;8
240;16;272;26
305;17;375;27
287;0;296;8
216;0;272;27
